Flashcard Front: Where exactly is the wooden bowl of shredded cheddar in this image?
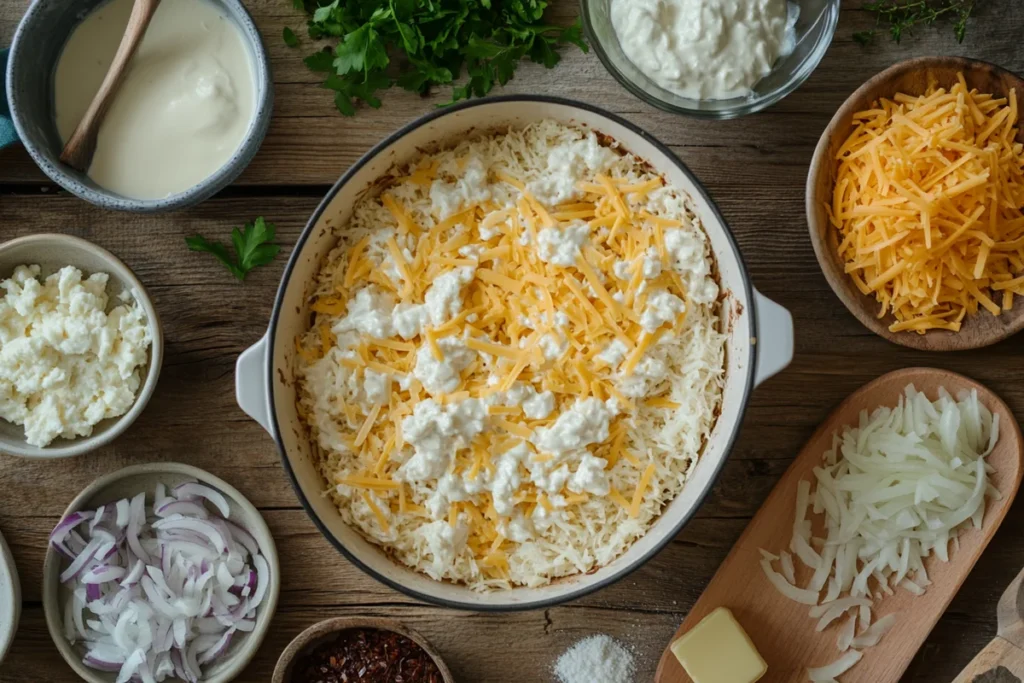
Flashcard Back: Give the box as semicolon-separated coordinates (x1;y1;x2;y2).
807;57;1024;351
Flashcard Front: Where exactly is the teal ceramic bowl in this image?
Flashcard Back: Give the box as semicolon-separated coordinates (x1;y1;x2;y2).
4;0;273;213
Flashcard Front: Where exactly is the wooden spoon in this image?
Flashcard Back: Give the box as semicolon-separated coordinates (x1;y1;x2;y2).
655;368;1023;683
953;566;1024;682
806;57;1024;351
59;0;160;172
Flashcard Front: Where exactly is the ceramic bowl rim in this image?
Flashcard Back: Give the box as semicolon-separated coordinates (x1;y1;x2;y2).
4;0;273;213
0;529;20;666
0;233;164;459
41;462;281;683
271;617;455;683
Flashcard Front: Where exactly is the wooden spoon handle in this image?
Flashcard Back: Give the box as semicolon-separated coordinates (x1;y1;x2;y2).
59;0;161;171
953;637;1024;682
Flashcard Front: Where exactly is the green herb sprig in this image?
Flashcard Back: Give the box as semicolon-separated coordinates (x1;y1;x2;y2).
286;0;587;116
186;217;281;281
854;0;976;45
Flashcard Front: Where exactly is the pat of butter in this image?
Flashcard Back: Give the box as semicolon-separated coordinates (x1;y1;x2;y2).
670;607;767;683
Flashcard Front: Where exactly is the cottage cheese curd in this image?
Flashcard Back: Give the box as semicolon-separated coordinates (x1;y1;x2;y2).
610;0;798;100
296;121;726;590
0;265;151;447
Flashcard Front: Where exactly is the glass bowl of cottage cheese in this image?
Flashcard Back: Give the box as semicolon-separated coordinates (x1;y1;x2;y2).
582;0;840;118
0;234;163;458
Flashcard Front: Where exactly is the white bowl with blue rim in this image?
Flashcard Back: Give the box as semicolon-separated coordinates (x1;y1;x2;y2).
3;0;272;213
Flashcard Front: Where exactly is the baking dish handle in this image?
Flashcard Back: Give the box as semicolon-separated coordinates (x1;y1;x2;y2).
235;333;273;434
753;288;794;387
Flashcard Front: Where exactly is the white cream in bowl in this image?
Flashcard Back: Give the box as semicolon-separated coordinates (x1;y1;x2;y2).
54;0;256;200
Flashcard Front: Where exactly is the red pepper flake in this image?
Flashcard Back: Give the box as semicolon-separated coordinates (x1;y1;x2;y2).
290;628;445;683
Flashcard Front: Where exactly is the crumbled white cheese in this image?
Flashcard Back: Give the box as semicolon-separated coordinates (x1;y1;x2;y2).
334;287;396;338
424;266;475;326
597;340;629;369
491;442;529;516
532;397;612;455
640;288;686;333
537;221;590;266
525;132;618;206
429;155;492;219
568;453;611;496
417;519;469;580
642;249;662;278
539;333;568;361
412;337;476;395
399;398;487;483
616;355;669;399
0;265;151;447
362;369;391;405
664;228;719;304
505;383;556;419
392;302;429;340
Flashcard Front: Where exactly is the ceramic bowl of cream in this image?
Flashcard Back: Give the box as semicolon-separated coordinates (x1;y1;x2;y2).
5;0;272;213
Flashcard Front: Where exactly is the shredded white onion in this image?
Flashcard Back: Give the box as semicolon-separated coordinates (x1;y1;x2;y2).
758;384;999;681
808;650;862;682
49;479;269;682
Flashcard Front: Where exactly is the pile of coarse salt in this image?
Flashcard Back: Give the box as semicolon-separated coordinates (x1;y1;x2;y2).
554;634;636;683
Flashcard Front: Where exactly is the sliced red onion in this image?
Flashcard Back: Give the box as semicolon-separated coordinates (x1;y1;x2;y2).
222;520;259;557
84;651;124;672
83;565;126;584
173;483;231;519
155;500;209;520
126;493;151;564
250;555;270;610
52;482;269;683
120;559;145;588
197;630;233;665
88;506;107;535
61;537;103;583
115;499;131;527
151;517;227;553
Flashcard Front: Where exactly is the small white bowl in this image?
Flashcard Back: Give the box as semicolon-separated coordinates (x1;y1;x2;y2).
42;463;280;683
0;528;20;666
0;233;163;458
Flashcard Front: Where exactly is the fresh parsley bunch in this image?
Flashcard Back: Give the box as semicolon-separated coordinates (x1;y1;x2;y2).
290;0;587;115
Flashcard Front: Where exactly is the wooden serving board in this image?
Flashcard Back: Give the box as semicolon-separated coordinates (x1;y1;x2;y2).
655;368;1024;683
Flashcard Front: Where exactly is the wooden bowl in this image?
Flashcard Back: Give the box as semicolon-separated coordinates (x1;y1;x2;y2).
272;617;455;683
806;57;1024;351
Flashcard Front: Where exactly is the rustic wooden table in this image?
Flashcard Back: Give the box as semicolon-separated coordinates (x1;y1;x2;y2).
2;1;1023;681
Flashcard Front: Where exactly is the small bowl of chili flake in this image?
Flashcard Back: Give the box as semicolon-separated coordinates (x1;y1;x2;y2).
273;618;454;683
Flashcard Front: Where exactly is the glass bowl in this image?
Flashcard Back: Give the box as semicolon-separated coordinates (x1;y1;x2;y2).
581;0;840;119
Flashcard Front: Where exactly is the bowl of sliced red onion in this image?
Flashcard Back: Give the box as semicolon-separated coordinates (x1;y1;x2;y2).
42;463;280;683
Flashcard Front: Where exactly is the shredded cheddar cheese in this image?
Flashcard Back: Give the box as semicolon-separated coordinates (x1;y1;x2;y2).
830;74;1024;333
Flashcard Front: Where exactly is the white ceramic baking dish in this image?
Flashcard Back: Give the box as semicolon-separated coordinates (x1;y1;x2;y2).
235;96;794;611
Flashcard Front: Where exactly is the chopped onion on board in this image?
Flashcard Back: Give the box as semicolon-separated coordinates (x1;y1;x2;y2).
49;479;269;682
758;384;999;681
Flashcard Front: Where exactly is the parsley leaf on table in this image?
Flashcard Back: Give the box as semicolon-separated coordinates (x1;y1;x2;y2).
283;27;300;47
853;0;976;45
186;217;281;281
288;0;587;116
